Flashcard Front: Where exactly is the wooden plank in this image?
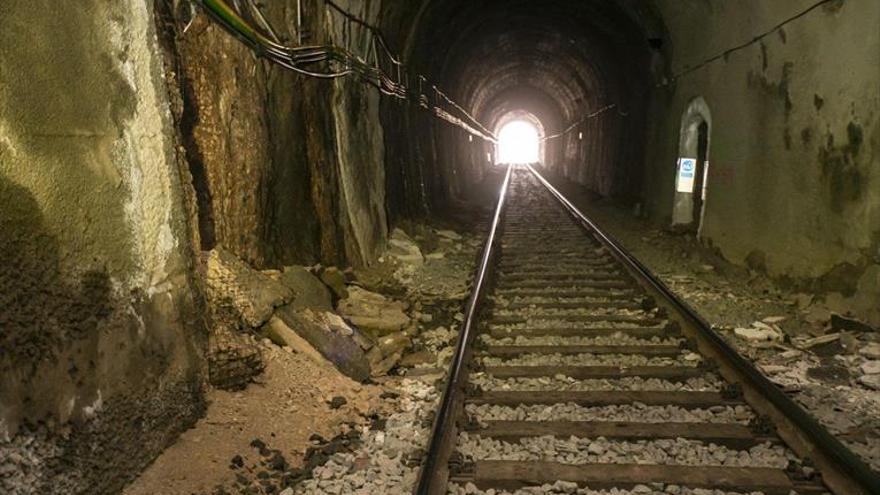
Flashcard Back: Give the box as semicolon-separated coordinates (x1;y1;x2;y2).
487;326;675;339
467;461;800;494
466;390;741;408
477;421;766;447
486;345;681;357
484;365;704;380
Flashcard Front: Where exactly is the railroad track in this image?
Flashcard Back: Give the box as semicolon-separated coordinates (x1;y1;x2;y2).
414;165;880;495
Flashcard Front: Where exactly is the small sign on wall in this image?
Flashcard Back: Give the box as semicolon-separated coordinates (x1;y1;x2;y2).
677;158;697;193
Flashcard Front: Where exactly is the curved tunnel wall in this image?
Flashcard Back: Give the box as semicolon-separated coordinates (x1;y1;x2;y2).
380;0;660;205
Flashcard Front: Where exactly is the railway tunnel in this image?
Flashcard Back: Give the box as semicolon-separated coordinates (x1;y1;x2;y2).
1;0;879;493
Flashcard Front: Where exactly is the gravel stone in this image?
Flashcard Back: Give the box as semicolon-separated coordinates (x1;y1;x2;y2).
465;403;754;425
471;373;723;393
455;434;794;468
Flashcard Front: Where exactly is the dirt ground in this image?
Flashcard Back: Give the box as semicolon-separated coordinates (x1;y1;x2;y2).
124;340;381;495
545;171;880;472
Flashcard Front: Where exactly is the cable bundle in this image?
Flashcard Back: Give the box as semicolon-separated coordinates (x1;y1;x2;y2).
195;0;496;142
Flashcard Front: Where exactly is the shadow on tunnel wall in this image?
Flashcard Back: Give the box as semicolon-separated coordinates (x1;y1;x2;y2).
0;174;112;374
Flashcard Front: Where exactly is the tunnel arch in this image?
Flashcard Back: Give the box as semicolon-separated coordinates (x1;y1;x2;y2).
672;96;713;234
380;0;668;208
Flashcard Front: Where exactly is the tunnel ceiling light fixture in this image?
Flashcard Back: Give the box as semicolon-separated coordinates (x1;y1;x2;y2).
497;120;540;164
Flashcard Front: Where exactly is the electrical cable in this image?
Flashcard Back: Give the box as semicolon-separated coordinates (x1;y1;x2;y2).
665;0;836;83
541;103;626;142
193;0;496;142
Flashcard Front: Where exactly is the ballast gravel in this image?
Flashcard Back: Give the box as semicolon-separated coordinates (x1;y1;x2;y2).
480;334;682;347
455;434;794;468
466;403;755;425
471;374;723;392
292;379;438;494
448;481;775;495
480;352;701;368
493;308;651;318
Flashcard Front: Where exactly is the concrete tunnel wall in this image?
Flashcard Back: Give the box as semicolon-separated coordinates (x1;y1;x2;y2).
642;0;880;324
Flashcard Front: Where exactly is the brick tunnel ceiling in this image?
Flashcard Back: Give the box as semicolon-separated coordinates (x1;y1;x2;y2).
407;0;663;134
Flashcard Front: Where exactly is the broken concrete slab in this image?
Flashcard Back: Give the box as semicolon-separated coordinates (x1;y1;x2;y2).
375;331;411;358
831;313;877;334
436;229;462;241
205;247;293;327
337;286;411;337
320;266;349;300
734;323;783;342
387;228;423;266
859;343;880;360
274;306;372;382
860;360;880;375
262;316;333;368
859;374;880;390
278;266;333;311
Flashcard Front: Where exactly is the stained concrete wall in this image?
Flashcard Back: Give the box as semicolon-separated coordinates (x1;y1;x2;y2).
169;0;388;269
0;0;205;492
643;0;880;324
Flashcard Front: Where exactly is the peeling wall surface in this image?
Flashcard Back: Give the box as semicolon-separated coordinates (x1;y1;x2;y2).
0;0;205;492
643;0;880;323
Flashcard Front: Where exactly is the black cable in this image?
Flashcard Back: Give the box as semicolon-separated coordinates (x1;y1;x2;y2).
667;0;836;83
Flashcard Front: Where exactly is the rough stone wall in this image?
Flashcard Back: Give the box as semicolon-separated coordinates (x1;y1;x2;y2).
172;0;388;269
643;0;880;323
0;0;206;492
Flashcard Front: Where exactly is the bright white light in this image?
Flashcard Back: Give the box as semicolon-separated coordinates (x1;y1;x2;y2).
497;120;540;164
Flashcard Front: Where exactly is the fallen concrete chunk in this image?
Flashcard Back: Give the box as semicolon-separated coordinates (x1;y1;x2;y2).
436;229;462;241
337;286;411;337
278;265;333;311
262;316;333;368
388;228;423;266
399;350;436;367
801;333;841;349
831;313;877;334
320;266;349;299
734;325;782;342
859;343;880;360
205;247;293;327
860;374;880;390
861;360;880;375
375;331;411;358
275;306;372;382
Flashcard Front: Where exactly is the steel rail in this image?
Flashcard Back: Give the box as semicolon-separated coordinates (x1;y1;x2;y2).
524;164;880;495
415;165;513;495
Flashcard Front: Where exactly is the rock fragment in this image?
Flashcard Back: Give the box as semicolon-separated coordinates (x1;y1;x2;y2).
205;247;293;327
278;266;333;311
338;286;411;337
388;228;424;266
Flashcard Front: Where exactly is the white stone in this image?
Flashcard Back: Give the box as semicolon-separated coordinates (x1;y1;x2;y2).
860;360;880;375
859;343;880;360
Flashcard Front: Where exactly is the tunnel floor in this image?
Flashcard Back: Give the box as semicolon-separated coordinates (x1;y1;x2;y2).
118;169;880;494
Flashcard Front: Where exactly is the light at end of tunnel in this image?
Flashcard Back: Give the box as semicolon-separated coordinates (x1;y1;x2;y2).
578;131;583;140
487;152;492;163
497;120;540;164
